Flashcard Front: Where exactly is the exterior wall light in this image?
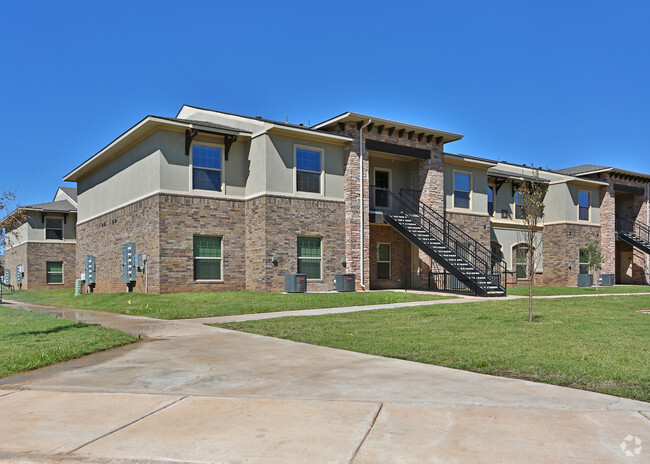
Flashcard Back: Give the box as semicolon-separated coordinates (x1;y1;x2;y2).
271;257;278;266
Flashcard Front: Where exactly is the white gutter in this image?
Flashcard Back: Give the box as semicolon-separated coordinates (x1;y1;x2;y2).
358;119;372;290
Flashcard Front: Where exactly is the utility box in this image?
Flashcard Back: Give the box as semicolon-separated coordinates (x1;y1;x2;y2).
577;274;593;287
285;274;307;293
334;274;355;292
16;265;23;286
599;273;615;286
85;255;96;285
122;243;137;283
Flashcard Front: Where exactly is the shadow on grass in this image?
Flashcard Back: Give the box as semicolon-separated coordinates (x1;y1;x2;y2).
12;323;88;337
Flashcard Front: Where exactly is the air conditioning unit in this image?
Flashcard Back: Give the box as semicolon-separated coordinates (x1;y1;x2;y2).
334;274;355;292
285;274;307;293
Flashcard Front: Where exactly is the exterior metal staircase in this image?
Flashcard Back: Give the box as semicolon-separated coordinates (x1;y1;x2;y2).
616;217;650;255
371;187;508;297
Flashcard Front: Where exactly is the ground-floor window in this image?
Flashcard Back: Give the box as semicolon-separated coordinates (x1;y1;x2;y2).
297;236;321;279
579;248;590;274
46;261;63;284
514;244;528;279
377;243;391;279
194;236;222;280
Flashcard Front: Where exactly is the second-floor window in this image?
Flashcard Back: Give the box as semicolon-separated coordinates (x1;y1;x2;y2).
579;191;590;221
192;144;222;191
515;190;526;219
296;147;322;194
453;172;471;209
45;218;63;240
487;185;494;216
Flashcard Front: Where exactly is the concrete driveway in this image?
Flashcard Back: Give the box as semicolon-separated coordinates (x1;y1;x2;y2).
1;300;649;463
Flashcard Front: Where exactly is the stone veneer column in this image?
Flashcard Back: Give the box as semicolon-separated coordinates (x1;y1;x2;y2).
342;127;370;290
416;145;445;272
599;175;616;275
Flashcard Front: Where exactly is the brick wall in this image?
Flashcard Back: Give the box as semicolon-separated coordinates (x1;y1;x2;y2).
369;223;411;289
5;241;76;290
76;192;346;294
542;223;600;286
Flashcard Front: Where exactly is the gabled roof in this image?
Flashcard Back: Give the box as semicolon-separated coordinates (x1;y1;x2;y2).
22;199;76;213
58;187;77;202
313;112;464;144
555;164;610;176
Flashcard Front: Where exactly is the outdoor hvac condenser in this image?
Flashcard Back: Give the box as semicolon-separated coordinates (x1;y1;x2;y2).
334;274;355;292
285;274;307;293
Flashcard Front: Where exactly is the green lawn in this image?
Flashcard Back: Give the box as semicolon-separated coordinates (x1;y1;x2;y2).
507;285;650;296
219;295;650;402
6;289;453;320
0;305;137;379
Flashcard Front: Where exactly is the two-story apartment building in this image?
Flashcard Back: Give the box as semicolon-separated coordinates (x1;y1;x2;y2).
2;187;77;289
59;105;649;294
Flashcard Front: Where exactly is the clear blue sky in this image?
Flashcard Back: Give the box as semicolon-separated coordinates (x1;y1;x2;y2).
1;0;648;208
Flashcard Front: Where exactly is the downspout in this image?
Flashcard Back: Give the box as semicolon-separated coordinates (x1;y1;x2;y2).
358;119;372;290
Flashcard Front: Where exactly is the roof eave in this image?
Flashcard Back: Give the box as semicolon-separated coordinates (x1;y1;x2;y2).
266;125;353;144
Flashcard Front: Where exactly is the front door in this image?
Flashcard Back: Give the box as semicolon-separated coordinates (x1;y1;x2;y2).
620;251;634;284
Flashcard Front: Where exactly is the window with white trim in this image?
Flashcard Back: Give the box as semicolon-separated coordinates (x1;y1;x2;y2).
514;244;529;279
453;171;471;209
193;236;222;280
45;217;63;240
377;243;391;280
295;147;322;193
515;190;526;219
297;236;321;279
487;185;494;216
192;144;223;191
578;191;590;221
579;249;590;274
46;261;63;284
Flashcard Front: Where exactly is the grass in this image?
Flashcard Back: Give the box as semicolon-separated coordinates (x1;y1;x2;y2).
0;305;137;379
5;289;453;320
219;295;650;402
507;285;650;296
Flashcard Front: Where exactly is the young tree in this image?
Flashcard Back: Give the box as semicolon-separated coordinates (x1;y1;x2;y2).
517;168;546;323
583;239;604;292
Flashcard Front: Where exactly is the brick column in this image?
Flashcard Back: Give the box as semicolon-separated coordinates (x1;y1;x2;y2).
599;176;616;275
416;145;445;272
343;131;370;290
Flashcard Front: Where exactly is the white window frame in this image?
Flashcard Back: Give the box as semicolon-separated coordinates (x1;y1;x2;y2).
297;235;322;280
487;183;495;217
579;248;590;275
578;190;590;221
377;243;391;280
190;142;226;196
45;216;64;241
193;235;224;282
514;189;526;220
452;169;472;210
294;144;324;197
46;261;64;285
372;167;392;210
512;243;529;279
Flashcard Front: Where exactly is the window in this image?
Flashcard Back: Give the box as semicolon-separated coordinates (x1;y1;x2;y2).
579;191;590;221
374;169;391;208
453;172;471;209
45;218;63;240
297;237;321;279
46;261;63;284
192;144;223;191
515;190;526;219
487;185;494;216
579;249;590;274
514;245;528;279
193;236;222;280
377;243;391;279
296;147;322;194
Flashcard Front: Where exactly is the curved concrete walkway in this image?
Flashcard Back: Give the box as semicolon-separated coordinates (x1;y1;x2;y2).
0;299;649;463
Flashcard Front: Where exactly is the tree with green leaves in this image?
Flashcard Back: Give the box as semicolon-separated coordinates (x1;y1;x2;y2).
583;239;604;291
517;168;547;323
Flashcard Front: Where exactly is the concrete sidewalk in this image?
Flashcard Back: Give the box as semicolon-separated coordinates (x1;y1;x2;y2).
1;300;649;463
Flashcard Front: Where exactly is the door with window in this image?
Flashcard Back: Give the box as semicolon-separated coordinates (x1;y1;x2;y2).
374;169;391;209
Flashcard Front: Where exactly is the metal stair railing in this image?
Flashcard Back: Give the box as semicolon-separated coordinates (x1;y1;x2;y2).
616;216;650;246
370;186;507;295
398;188;509;288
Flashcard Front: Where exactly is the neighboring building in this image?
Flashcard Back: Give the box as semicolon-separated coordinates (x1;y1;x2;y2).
1;188;77;289
59;106;648;294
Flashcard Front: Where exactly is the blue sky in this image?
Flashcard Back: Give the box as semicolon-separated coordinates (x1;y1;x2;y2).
1;0;648;209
